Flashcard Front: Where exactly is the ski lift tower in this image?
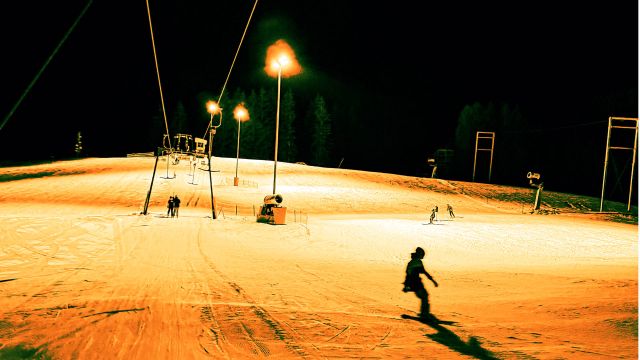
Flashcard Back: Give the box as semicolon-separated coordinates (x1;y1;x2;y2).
599;116;638;212
472;131;495;182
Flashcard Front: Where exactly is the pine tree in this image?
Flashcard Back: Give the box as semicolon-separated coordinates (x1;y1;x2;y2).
494;103;529;183
74;131;83;157
279;89;297;162
254;88;275;160
242;89;260;159
454;101;528;181
454;102;490;179
171;101;188;140
150;105;166;150
214;89;246;157
310;94;332;166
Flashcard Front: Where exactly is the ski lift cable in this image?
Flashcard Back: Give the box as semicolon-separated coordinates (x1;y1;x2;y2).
145;0;172;150
0;0;94;132
202;0;260;140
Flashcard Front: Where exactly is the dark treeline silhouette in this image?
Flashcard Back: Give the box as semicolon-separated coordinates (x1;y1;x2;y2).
146;86;335;168
0;80;636;204
141;85;637;204
450;96;638;205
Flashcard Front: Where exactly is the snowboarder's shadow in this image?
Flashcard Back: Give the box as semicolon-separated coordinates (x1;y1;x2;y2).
424;320;498;360
423;223;446;225
402;314;497;359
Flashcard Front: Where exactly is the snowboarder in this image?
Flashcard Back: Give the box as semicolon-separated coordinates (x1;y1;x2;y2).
429;208;436;224
402;247;438;319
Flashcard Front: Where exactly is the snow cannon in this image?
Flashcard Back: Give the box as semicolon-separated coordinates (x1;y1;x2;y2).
257;194;287;225
527;171;542;187
527;171;544;211
263;194;283;205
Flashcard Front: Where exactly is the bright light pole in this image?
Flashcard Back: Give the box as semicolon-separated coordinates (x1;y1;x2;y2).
233;103;249;186
205;100;222;165
272;60;284;194
205;100;221;220
265;39;301;195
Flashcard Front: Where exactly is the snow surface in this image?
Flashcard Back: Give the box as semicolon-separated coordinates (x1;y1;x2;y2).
0;156;636;359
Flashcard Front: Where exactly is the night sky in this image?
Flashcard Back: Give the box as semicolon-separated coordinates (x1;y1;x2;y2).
1;1;638;198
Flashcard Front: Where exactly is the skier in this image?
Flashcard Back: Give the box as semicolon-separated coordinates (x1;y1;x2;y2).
429;208;436;224
447;204;455;218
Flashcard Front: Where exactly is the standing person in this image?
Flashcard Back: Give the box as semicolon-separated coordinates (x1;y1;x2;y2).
167;196;174;218
429;208;436;224
434;205;439;221
403;247;439;319
447;204;455;218
173;195;181;218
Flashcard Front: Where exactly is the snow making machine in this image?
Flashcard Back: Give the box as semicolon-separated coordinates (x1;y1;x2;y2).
257;194;287;225
527;171;544;211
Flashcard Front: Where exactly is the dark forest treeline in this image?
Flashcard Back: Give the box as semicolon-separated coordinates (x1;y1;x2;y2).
140;85;638;204
3;81;634;204
135;83;638;203
157;87;334;168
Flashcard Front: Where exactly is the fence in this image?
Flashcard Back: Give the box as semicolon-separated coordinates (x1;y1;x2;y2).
215;202;308;225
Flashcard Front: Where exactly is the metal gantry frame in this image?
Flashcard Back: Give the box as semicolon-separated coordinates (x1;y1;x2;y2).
599;116;638;212
472;131;495;182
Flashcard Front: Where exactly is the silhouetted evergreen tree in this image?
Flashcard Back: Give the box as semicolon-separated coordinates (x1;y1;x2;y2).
150;105;166;150
229;89;249;159
309;94;332;166
279;89;297;162
454;102;485;180
242;89;260;159
172;101;189;136
214;89;246;157
454;101;529;183
74;131;83;157
494;103;530;184
254;88;275;160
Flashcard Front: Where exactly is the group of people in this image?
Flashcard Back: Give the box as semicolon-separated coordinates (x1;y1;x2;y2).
166;195;181;218
428;203;455;223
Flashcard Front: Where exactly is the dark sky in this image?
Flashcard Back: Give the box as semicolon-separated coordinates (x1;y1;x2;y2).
1;1;638;196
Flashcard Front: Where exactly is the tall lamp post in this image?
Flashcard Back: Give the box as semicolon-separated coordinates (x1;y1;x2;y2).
233;103;249;186
206;100;222;165
265;39;301;195
205;100;222;220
